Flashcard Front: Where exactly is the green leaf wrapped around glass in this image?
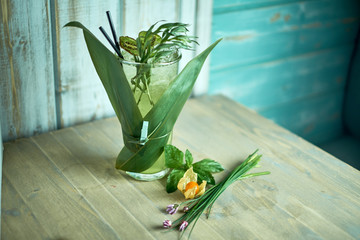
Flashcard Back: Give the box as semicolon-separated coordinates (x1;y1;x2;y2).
65;20;221;181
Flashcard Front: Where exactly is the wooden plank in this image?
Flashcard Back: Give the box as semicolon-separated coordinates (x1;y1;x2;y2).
1;176;49;240
213;0;304;13
211;0;360;70
39;123;226;240
179;0;196;72
93;119;239;239
92;118;292;239
92;102;360;239
209;0;360;144
213;0;360;40
173;96;360;239
209;46;351;110
122;0;180;37
192;0;214;96
192;96;360;191
2;95;360;239
169;96;360;238
32;130;157;239
54;1;122;128
0;0;57;141
209;46;351;143
2;138;120;240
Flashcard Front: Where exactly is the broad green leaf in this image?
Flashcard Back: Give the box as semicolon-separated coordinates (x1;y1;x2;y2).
64;22;143;154
165;145;184;169
185;149;193;169
193;159;224;173
166;169;186;193
194;168;215;185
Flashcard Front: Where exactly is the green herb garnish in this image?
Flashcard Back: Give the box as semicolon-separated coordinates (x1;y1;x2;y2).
119;22;197;63
118;22;198;106
163;150;270;239
165;145;224;193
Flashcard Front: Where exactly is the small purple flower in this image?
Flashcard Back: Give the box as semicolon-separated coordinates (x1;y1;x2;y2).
163;219;172;229
179;221;188;231
183;206;189;212
166;204;179;215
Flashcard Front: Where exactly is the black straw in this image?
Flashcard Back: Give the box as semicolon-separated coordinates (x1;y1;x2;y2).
99;26;123;59
106;11;121;52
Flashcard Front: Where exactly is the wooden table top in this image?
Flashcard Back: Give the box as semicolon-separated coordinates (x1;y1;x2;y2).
2;95;360;240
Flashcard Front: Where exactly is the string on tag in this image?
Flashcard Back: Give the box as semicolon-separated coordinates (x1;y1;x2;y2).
126;121;171;146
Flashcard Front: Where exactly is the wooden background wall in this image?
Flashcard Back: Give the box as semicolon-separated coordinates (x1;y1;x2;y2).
2;0;360;146
0;0;212;142
209;0;360;144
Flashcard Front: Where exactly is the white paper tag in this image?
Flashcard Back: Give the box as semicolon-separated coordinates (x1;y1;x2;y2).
139;121;149;145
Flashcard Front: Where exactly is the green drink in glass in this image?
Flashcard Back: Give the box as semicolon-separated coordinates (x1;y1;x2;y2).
119;50;181;180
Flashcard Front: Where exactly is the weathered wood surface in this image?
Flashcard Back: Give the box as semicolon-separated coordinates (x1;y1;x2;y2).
0;0;57;141
209;0;360;144
53;0;122;128
2;95;360;239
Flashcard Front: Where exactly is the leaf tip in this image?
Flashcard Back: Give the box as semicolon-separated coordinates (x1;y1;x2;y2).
63;21;84;29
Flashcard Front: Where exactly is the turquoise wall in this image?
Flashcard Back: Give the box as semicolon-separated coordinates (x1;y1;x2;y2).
209;0;360;144
344;34;360;139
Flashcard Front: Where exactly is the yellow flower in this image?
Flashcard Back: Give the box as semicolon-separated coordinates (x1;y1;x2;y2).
177;167;206;199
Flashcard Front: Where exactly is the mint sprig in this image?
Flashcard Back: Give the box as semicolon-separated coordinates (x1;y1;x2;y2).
165;145;224;193
165;145;184;169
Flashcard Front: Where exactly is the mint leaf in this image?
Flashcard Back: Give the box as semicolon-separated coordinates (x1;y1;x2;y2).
193;159;224;173
185;149;193;169
194;168;215;185
166;169;186;193
165;145;184;168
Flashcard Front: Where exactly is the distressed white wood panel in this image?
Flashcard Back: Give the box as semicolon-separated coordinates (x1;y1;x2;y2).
55;1;122;127
122;0;180;37
179;0;196;72
0;0;56;141
192;0;214;96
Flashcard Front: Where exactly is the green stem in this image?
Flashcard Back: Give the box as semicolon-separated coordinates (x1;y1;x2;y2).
144;77;154;106
136;91;143;105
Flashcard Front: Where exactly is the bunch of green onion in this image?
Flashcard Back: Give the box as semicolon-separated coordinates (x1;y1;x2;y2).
163;150;270;239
